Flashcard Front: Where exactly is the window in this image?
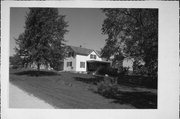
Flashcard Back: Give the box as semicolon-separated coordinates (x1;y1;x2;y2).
90;54;96;59
68;52;75;57
68;52;71;57
94;55;96;59
80;62;85;68
90;54;93;59
67;62;72;67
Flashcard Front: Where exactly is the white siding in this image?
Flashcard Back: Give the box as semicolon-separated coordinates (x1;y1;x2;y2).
123;58;134;71
76;55;88;72
30;63;52;70
87;51;102;61
75;51;102;72
63;56;76;71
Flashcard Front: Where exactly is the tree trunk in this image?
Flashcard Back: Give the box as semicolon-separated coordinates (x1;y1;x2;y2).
36;63;40;76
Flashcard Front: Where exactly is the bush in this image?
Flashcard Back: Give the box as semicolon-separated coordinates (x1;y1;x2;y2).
11;65;19;69
117;67;129;76
97;80;119;98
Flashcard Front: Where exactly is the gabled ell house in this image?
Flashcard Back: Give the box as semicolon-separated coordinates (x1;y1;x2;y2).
64;46;110;73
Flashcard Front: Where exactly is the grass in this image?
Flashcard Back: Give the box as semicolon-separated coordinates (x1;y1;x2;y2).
9;69;157;109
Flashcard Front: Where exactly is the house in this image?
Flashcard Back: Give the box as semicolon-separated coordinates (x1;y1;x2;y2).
30;62;53;70
63;46;111;73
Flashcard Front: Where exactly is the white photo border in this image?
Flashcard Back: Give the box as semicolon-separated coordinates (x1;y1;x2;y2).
1;1;179;119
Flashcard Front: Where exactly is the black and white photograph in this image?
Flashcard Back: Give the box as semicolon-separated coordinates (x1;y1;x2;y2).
1;1;179;119
9;7;158;109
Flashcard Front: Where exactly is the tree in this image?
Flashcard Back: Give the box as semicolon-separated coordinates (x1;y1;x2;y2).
101;9;158;77
15;8;68;71
9;54;23;69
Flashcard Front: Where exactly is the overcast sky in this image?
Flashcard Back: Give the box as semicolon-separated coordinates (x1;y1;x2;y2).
10;8;107;56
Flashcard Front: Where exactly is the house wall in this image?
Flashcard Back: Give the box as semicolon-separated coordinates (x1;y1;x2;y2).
75;51;102;72
63;56;76;71
87;51;102;61
30;63;52;70
76;55;88;72
123;58;134;71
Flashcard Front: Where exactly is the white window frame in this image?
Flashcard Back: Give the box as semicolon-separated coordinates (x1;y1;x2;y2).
67;62;72;67
90;54;96;59
80;62;85;68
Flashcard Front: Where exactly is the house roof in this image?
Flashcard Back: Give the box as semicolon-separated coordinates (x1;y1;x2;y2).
68;46;101;56
87;60;111;63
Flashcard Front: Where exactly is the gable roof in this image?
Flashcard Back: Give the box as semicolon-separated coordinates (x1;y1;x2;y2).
95;50;101;56
68;46;101;56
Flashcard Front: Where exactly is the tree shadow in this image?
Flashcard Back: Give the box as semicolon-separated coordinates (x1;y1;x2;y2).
74;76;104;85
74;76;157;109
13;70;61;77
107;91;157;109
117;75;157;89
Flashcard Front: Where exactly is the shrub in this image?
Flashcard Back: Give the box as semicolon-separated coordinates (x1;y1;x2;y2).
97;80;119;98
117;67;129;76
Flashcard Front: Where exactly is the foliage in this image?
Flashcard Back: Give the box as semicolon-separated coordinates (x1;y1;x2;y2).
101;9;158;77
50;61;63;71
15;8;68;70
97;81;119;98
9;54;24;69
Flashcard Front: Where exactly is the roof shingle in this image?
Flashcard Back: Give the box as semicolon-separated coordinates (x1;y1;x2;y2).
68;46;101;56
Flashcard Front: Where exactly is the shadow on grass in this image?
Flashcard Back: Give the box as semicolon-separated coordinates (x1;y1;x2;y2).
74;76;104;85
112;91;157;109
96;90;157;109
75;76;157;109
13;70;61;77
117;75;157;89
10;71;157;109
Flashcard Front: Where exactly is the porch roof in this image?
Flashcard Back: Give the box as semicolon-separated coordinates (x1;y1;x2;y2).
87;60;111;64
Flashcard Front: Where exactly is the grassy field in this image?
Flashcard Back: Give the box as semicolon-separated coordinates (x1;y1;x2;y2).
9;69;157;109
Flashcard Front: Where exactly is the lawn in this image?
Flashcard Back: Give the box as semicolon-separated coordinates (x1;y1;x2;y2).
9;69;157;109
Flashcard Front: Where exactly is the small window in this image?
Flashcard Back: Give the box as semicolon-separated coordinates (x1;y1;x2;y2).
80;62;85;68
68;52;70;57
90;54;93;59
72;52;74;57
67;62;72;67
90;54;96;59
94;55;96;59
68;52;75;57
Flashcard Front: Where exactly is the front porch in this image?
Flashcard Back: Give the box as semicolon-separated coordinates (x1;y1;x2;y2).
86;60;111;72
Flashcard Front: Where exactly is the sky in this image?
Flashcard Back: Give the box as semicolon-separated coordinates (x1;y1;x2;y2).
10;8;108;56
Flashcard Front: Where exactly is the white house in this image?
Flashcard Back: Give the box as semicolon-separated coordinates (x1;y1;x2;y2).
28;45;136;73
63;46;110;72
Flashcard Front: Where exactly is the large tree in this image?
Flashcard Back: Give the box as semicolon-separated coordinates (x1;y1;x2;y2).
15;8;68;71
101;9;158;76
